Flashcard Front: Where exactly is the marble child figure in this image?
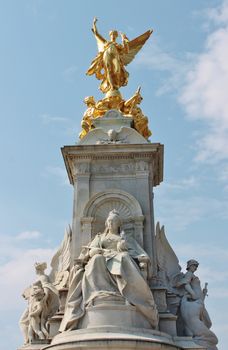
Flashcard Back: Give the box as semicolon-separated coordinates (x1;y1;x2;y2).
60;210;158;331
19;262;59;344
27;281;48;342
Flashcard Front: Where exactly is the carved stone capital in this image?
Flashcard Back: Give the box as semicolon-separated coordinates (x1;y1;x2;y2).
71;161;91;182
135;160;149;172
134;215;145;225
81;217;94;225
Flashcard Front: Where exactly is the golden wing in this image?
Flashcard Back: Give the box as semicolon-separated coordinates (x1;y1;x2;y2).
122;29;153;66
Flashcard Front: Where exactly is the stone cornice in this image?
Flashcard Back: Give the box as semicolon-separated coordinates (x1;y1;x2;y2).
61;143;164;187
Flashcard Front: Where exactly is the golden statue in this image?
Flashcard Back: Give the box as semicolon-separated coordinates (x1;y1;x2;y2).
79;96;105;139
87;18;152;95
79;95;123;139
79;88;152;140
79;96;96;139
122;87;152;139
79;20;153;141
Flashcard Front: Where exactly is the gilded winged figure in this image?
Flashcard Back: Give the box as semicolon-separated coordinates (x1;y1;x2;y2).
87;18;152;94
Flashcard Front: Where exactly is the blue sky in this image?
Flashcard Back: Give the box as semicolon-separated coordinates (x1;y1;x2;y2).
0;1;228;349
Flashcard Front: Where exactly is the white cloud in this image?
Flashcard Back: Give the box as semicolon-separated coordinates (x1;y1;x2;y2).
206;0;228;25
155;189;228;231
16;230;41;240
193;129;228;163
166;243;228;301
179;1;228;163
136;40;179;72
166;243;228;302
211;287;228;299
62;65;78;82
209;317;228;350
43;166;69;185
162;176;199;191
218;164;228;190
26;0;42;16
39;113;76;139
0;231;56;311
0;247;55;311
135;39;191;96
40;113;69;124
136;1;228;167
219;164;228;181
174;243;228;264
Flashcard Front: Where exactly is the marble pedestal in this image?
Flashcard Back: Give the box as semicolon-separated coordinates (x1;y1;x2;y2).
43;327;206;350
45;327;182;350
48;288;68;338
78;303;152;330
42;301;205;350
18;339;51;350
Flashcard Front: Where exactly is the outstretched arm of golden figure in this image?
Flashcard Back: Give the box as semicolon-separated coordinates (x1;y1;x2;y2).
91;17;106;50
92;17;98;35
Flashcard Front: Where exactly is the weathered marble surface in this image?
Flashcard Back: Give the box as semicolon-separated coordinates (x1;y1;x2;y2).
59;210;158;332
62;141;163;277
155;224;218;350
19;263;59;345
45;327;183;350
19;228;72;346
18;111;217;350
79;110;147;145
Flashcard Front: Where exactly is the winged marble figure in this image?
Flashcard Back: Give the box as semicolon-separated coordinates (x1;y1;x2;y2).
49;224;72;290
155;222;183;292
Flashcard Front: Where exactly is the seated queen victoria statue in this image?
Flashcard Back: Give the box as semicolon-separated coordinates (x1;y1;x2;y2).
59;210;158;332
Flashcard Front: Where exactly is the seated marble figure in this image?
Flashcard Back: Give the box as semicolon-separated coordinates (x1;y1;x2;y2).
60;209;158;331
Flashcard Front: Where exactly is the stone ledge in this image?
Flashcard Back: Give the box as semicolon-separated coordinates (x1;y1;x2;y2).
45;326;181;350
61;143;164;186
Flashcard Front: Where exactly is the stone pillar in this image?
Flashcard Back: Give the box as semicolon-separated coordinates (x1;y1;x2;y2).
80;217;94;247
135;159;155;273
159;312;177;336
48;288;68;338
152;286;168;313
71;161;91;259
133;215;144;246
61;143;164;263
